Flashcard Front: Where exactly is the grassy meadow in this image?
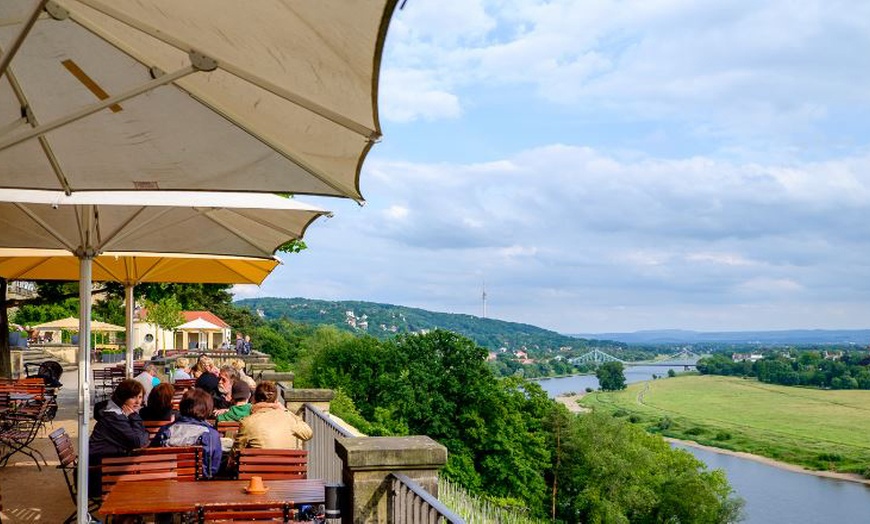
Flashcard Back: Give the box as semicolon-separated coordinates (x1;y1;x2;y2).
580;375;870;476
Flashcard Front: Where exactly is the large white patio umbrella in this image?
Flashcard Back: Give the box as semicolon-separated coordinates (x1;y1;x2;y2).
0;189;329;522
0;0;399;200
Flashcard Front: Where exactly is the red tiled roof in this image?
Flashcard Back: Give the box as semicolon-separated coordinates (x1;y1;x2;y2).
136;309;229;328
182;311;229;328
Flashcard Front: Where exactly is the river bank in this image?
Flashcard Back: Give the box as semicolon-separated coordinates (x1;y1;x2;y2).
557;391;870;486
666;437;870;486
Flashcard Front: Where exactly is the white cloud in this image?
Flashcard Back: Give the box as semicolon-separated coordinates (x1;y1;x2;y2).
385;1;870;142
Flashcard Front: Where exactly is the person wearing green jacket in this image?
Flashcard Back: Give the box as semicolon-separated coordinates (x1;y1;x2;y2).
216;381;252;422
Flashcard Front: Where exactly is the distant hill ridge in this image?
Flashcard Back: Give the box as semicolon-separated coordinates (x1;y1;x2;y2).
235;297;615;353
574;328;870;345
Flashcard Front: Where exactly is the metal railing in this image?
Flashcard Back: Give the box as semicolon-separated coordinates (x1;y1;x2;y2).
301;402;353;484
390;473;465;524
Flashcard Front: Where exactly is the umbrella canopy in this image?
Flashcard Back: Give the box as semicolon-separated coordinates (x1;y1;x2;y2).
0;248;280;285
0;0;398;200
0;189;328;257
31;316;123;332
0;189;328;523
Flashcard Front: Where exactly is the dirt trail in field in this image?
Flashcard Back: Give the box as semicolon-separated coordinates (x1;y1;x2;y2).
555;392;590;413
666;437;870;486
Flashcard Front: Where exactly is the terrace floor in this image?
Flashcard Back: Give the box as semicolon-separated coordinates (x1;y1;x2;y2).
1;366;95;522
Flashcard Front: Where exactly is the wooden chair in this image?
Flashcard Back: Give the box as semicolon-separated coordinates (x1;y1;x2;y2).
174;378;196;389
48;428;101;523
0;400;50;468
101;446;198;495
195;501;295;523
236;449;308;480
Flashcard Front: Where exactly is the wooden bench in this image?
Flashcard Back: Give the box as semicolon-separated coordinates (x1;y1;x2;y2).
102;446;199;495
236;449;308;480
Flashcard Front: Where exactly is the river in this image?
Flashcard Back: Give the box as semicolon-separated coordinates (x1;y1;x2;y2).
535;368;870;523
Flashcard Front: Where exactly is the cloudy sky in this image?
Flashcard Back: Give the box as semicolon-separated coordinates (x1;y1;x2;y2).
237;0;870;334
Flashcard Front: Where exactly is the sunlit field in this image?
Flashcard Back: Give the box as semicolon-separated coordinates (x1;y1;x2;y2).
580;375;870;476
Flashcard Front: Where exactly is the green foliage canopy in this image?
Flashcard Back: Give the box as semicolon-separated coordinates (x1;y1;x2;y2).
596;361;627;391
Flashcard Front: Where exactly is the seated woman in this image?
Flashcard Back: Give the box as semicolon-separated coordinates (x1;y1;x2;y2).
173;357;193;381
229;358;257;389
89;379;150;494
151;388;222;478
234;381;313;450
140;383;176;422
191;355;215;379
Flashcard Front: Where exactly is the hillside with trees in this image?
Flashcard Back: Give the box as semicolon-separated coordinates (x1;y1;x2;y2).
235;297;623;356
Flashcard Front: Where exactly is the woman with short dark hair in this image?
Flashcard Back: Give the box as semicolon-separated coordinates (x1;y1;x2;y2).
151;388;222;478
140;383;176;422
89;379;150;494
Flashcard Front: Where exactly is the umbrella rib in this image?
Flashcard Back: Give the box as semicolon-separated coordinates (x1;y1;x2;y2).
212;258;261;285
1;256;52;281
13;203;78;252
230;207;328;245
198;209;272;256
93;256;127;283
183;90;362;201
95;206;166;252
0;65;197;153
226;208;307;240
62;3;365;201
0;0;48;81
133;257;170;284
72;0;379;140
0;62;73;192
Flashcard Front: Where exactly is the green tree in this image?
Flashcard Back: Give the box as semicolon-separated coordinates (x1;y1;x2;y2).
597;361;627;391
144;297;185;354
555;412;743;523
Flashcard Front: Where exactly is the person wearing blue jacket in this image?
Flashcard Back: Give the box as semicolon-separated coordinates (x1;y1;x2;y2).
151;388;222;478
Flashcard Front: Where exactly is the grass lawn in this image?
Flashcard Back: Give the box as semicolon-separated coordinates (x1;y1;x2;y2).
580;375;870;476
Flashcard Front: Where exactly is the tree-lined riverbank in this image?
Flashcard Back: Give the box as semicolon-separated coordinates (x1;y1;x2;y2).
579;375;870;477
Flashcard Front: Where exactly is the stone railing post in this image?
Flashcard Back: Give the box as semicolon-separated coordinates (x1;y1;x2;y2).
283;388;335;414
335;436;447;523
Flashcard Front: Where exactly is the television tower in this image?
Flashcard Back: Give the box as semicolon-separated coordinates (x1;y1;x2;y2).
481;280;488;318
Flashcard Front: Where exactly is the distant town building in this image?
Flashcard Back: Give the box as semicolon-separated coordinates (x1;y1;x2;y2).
732;353;763;363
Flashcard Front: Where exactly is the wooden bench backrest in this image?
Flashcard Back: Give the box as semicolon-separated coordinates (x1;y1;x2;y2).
143;419;173;440
237;449;308;480
134;446;202;480
102;447;198;494
196;501;293;523
216;420;240;437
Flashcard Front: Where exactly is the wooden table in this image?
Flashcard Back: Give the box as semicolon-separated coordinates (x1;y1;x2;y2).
98;478;325;517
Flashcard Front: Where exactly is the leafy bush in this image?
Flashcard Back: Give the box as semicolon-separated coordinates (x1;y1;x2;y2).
715;431;733;441
628;414;641;423
684;426;705;436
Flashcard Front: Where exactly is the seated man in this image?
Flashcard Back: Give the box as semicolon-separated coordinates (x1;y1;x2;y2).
151;388;222;478
234;381;313;450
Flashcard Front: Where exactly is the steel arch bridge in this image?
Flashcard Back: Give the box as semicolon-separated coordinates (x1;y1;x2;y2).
570;348;626;365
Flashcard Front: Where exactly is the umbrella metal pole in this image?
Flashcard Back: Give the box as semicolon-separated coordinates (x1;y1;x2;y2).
77;256;93;523
125;285;134;378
